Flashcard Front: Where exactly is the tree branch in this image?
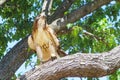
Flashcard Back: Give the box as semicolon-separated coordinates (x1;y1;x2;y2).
0;36;33;80
19;46;120;80
42;0;53;16
83;31;100;41
48;0;75;24
50;0;112;32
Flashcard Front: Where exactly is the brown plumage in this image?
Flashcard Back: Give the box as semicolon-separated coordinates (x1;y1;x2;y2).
28;14;66;62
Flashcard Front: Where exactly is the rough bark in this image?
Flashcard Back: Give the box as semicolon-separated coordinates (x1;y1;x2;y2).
19;46;120;80
0;36;33;80
0;0;113;79
50;0;112;32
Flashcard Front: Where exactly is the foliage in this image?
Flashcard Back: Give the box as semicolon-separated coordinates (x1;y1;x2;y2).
0;0;120;80
0;0;42;57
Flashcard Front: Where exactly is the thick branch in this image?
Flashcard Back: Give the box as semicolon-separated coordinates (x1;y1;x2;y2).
19;46;120;80
0;36;33;80
50;0;112;32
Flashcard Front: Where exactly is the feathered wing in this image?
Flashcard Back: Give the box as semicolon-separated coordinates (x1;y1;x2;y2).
46;26;66;57
28;35;35;50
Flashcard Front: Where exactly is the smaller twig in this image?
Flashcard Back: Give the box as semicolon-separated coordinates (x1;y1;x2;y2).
83;31;99;41
83;31;109;46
